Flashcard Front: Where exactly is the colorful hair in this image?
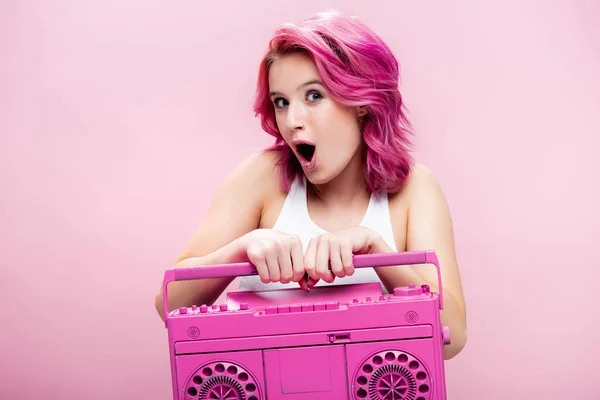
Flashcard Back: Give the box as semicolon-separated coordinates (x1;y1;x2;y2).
253;10;414;194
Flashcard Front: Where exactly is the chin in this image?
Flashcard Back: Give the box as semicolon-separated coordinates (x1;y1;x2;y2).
303;170;326;184
304;175;325;185
304;169;336;186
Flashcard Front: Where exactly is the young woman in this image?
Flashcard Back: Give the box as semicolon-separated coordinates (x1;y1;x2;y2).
155;10;467;359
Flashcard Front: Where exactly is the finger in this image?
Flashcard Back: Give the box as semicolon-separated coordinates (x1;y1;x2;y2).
247;243;270;283
329;239;345;278
277;240;293;284
289;236;305;283
316;237;335;283
263;241;280;282
303;237;319;280
307;276;320;288
298;274;309;292
340;241;355;276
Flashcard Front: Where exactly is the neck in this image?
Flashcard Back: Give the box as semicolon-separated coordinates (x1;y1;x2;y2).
308;148;370;207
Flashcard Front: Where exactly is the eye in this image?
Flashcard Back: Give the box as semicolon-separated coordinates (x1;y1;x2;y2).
306;91;322;102
272;97;288;108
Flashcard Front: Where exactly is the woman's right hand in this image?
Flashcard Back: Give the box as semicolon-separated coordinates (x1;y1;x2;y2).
236;229;310;291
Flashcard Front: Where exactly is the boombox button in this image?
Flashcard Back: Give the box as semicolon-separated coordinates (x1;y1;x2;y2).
266;306;277;315
290;304;302;312
314;302;326;311
199;305;208;313
442;326;451;345
326;301;339;310
239;303;249;310
219;304;228;311
301;303;314;312
178;307;188;315
278;305;290;313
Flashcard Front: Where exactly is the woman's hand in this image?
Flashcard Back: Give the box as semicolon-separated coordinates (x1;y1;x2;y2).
303;226;391;288
237;229;310;290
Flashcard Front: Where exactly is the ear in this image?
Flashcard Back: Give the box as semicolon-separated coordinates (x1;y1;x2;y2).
356;106;368;117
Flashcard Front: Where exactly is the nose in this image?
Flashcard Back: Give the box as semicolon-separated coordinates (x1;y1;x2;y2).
285;100;307;131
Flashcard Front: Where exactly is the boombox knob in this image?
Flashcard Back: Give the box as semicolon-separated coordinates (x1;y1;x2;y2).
393;283;423;297
442;326;451;345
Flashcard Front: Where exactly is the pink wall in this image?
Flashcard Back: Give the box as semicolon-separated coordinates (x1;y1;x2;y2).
1;1;599;399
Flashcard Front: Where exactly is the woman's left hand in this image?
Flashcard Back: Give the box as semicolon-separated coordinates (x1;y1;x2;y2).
302;226;391;288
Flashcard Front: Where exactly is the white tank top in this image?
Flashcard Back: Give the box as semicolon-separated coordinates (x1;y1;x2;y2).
238;175;399;292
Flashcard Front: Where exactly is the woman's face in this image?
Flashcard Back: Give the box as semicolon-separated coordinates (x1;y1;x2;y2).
268;52;366;186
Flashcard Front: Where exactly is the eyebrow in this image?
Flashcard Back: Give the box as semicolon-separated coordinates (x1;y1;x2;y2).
269;79;324;97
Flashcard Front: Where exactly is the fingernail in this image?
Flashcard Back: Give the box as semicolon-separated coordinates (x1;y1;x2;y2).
299;279;307;292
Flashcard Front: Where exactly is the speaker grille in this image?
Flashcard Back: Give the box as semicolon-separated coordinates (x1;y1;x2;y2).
183;361;260;400
353;350;432;400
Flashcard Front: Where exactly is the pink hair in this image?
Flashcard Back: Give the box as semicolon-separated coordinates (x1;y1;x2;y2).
253;10;414;194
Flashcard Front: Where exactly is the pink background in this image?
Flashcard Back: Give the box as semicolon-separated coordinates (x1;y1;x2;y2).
1;1;599;399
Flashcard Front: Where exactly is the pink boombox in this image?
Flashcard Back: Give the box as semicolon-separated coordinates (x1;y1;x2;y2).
161;250;450;400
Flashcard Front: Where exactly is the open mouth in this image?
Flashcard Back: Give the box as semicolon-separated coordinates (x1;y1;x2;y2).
296;143;316;164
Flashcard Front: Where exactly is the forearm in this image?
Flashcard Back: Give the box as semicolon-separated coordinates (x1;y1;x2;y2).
154;238;246;321
377;265;466;359
372;241;467;359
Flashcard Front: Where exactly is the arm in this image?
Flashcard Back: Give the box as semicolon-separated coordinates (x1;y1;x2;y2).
375;164;468;359
153;151;278;321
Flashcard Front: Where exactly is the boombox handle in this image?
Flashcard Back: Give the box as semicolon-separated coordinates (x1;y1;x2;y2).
161;250;443;326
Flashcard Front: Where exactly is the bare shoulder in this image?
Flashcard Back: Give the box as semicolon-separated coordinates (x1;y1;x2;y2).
175;150;283;262
394;161;460;276
403;163;445;203
387;163;450;248
252;150;291;228
388;163;445;207
214;150;282;205
220;149;288;226
225;150;281;188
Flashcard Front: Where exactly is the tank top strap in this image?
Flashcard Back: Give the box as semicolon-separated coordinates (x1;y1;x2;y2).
360;190;399;252
272;175;312;233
